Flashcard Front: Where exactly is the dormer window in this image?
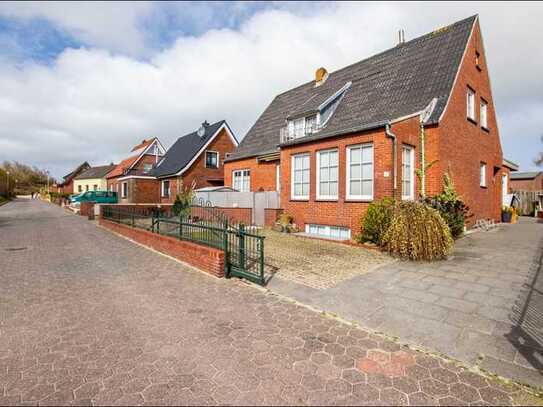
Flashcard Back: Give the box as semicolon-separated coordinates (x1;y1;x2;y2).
280;81;352;143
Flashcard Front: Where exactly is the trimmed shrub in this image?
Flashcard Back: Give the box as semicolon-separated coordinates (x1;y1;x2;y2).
358;197;395;245
423;173;470;239
382;201;453;261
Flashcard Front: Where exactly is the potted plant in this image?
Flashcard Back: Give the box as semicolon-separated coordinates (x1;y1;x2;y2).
501;206;513;223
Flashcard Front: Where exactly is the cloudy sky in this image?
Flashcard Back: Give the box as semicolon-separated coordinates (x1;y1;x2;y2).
0;1;541;179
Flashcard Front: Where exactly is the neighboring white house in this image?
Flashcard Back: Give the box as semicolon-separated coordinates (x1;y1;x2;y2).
73;164;117;194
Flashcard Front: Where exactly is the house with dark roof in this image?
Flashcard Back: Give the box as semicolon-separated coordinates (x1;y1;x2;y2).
73;164;117;193
150;120;239;203
106;137;166;203
224;15;510;239
510;171;543;192
54;162;91;195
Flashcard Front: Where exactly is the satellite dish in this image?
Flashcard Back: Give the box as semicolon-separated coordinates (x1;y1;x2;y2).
197;126;206;138
420;98;438;124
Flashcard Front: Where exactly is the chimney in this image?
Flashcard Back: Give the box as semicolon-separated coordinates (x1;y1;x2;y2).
398;29;406;45
202;120;209;127
315;67;328;87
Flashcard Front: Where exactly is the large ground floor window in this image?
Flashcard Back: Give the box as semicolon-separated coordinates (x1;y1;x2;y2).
233;169;250;192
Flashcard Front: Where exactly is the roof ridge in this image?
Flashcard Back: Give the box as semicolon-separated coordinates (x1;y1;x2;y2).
275;15;477;98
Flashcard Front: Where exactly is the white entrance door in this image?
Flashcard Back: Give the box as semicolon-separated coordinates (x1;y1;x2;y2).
502;173;508;206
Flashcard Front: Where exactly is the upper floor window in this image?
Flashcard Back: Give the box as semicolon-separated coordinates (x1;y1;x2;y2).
480;99;488;129
475;51;481;70
480;163;487;187
205;151;219;168
233;169;250;192
346;144;373;201
317;149;339;200
291;153;310;200
401;145;415;200
161;180;170;198
467;87;476;121
143;163;152;173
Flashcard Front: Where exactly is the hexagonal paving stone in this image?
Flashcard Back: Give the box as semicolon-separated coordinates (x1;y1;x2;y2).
415;355;441;369
301;374;326;391
408;392;439;406
293;360;318;376
310;352;331;365
430;367;459;385
392;376;420;394
438;395;465;406
324;343;346;356
332;354;355;369
212;385;240;404
281;384;309;405
366;372;393;388
449;382;481;403
142;382;171;401
420;378;449;397
380;387;409;406
341;368;366;385
345;346;367;360
352;383;380;402
367;349;390;364
405;364;431;381
479;386;513;406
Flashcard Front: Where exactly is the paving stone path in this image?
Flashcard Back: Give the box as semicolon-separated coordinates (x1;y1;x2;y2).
0;199;540;405
269;217;543;390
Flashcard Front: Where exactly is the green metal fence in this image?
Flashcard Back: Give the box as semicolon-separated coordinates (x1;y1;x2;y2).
102;203;266;285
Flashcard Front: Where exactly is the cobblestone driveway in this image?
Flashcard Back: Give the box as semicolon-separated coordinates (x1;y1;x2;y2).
0;199;539;405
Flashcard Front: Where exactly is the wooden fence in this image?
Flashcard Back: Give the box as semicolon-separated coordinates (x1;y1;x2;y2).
512;190;543;216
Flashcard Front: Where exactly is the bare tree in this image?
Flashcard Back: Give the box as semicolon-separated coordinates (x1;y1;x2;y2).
535;134;543;167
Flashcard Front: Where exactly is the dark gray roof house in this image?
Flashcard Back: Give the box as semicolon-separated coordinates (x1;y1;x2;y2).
74;164;117;180
227;15;477;162
151;120;238;178
510;171;542;180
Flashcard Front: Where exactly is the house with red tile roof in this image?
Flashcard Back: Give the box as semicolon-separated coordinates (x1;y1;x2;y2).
106;138;166;203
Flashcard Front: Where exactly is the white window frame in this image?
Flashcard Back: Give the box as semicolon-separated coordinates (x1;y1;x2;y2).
143;163;152;174
467;87;476;120
480;99;488;129
121;182;128;198
205;151;219;169
401;145;415;200
346;144;374;201
480;163;487;187
316;148;339;200
232;169;250;192
291;153;310;200
161;180;170;198
276;164;281;192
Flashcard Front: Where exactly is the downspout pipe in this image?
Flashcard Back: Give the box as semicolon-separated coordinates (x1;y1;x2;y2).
385;123;397;199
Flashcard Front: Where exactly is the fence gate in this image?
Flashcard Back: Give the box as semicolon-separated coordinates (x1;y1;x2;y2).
225;224;265;285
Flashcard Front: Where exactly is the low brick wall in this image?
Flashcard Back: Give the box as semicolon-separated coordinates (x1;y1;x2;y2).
99;218;225;278
265;208;284;227
80;201;95;217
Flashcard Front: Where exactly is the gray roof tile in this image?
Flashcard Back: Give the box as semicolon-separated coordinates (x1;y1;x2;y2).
150;120;229;178
75;164;117;180
227;15;476;161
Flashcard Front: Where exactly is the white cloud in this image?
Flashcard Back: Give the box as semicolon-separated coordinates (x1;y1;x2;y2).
0;2;542;178
0;1;153;55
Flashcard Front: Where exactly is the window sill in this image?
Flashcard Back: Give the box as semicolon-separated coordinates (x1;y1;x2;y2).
345;198;373;203
467;117;478;125
476;65;482;72
290;198;309;202
480;185;487;189
481;126;490;133
316;198;339;202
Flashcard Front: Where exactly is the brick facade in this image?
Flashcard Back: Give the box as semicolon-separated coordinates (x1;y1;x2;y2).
159;128;237;203
224;157;279;192
510;174;543;192
225;20;506;236
99;218;225;278
265;208;284;226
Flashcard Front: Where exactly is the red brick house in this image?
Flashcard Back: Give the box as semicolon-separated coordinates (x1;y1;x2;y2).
225;15;511;239
106;138;166;203
151;120;239;204
55;161;90;195
509;171;543;192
